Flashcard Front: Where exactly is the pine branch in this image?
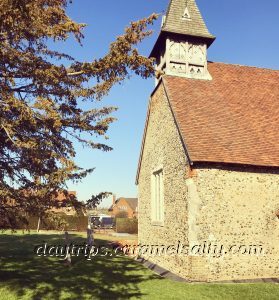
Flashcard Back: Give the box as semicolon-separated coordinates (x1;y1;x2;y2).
1;125;17;145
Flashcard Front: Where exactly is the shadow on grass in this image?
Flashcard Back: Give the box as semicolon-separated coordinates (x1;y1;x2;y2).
0;232;160;299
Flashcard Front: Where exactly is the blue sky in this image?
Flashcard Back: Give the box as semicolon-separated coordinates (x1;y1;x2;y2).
61;0;279;207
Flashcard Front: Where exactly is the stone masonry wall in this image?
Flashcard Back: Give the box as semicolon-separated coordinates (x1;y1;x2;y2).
137;82;191;279
191;166;279;281
137;81;279;281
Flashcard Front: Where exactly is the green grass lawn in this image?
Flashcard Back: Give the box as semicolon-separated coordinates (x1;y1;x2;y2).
0;231;278;300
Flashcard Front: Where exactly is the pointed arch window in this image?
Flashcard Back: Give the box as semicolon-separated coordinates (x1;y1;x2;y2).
182;6;191;19
151;168;164;225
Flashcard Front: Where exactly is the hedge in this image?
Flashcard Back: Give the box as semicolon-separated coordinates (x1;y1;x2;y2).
25;215;88;232
116;218;138;234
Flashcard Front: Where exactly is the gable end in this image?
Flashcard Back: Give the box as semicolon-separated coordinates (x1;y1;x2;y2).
135;78;192;184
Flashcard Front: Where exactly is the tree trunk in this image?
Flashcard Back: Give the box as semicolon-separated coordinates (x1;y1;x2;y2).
37;217;41;233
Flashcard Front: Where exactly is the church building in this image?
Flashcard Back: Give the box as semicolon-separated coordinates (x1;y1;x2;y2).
136;0;279;282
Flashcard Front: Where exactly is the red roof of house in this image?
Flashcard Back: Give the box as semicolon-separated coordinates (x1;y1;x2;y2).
163;62;279;167
109;198;138;212
55;191;76;202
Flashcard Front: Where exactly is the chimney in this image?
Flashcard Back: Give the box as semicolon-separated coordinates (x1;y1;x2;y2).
112;194;116;205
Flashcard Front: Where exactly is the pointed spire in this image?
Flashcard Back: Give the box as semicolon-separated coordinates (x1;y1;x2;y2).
151;0;215;58
162;0;214;40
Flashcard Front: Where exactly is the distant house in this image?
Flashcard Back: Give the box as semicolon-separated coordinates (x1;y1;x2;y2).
8;190;79;216
108;196;138;218
50;191;78;216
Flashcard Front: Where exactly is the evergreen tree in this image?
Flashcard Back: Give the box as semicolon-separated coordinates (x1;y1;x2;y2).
0;0;157;228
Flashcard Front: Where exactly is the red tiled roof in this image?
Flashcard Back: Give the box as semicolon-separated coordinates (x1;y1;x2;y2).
55;191;76;202
109;198;138;212
163;62;279;167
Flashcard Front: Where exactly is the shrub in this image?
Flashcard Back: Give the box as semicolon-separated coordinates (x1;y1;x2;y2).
116;218;138;234
64;216;88;231
115;211;129;218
